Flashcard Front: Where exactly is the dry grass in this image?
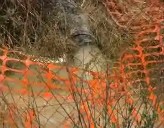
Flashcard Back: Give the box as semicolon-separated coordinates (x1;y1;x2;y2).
0;0;164;128
0;0;131;61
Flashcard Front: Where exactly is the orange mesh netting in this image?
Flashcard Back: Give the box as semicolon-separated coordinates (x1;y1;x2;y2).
0;43;163;127
104;0;164;127
0;0;164;127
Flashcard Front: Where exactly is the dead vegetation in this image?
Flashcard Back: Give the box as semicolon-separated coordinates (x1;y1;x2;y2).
0;0;132;60
0;0;164;128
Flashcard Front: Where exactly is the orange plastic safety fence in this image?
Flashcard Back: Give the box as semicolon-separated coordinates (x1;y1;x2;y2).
104;0;164;31
0;45;163;127
0;46;118;127
0;0;163;127
104;0;164;127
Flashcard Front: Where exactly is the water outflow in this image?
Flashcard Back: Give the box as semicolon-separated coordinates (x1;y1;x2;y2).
73;45;106;72
56;0;106;73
